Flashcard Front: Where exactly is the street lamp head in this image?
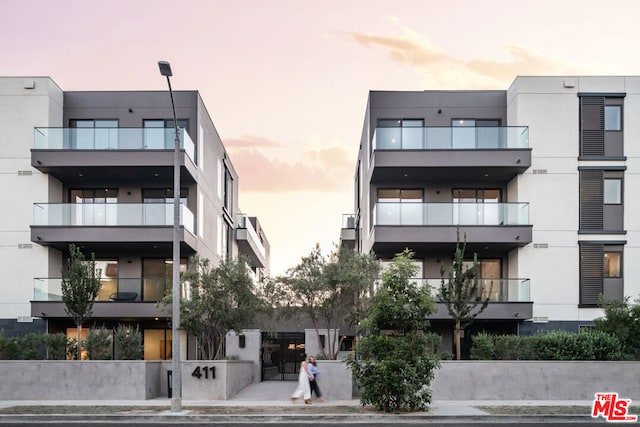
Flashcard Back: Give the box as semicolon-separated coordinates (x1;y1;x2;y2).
158;61;173;77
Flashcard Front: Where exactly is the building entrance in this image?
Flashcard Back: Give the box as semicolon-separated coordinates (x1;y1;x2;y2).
261;332;305;381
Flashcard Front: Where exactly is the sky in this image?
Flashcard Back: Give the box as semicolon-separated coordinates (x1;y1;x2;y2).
2;0;640;275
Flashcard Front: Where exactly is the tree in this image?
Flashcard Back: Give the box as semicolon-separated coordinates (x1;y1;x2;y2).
176;255;263;360
85;327;113;360
265;245;379;359
593;296;640;359
347;249;439;412
114;325;143;360
61;244;102;360
439;230;491;360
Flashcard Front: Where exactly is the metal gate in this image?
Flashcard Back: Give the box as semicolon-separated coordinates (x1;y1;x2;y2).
261;332;305;381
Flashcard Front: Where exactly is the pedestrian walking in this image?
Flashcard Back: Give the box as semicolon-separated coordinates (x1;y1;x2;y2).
291;353;314;404
308;355;324;401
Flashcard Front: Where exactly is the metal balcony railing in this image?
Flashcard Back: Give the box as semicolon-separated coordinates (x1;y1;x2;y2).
373;126;529;150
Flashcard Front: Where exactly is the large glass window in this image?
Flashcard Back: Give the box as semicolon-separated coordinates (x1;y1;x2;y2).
377;189;423;225
142;258;187;302
69;119;118;149
143;119;189;149
452;119;500;149
376;119;424;149
142;188;188;226
453;189;501;225
69;189;118;225
94;260;119;301
144;329;172;360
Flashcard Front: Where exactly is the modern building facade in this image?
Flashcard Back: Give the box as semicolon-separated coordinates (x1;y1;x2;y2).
343;76;640;351
0;77;269;359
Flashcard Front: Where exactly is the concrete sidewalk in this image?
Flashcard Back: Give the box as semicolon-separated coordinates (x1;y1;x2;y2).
0;382;600;419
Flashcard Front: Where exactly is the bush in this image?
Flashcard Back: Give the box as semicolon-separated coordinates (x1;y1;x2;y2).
44;333;70;360
115;325;143;360
0;336;20;360
20;333;45;360
517;335;537;360
494;335;519;360
85;327;113;360
470;332;494;360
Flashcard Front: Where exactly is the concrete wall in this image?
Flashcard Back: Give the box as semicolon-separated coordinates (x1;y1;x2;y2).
431;361;640;400
314;360;352;400
0;361;162;400
226;330;261;383
179;360;253;400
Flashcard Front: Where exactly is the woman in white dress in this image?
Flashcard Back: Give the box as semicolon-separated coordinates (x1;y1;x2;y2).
291;353;314;404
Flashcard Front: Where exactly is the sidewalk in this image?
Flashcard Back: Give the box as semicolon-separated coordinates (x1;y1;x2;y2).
0;381;601;422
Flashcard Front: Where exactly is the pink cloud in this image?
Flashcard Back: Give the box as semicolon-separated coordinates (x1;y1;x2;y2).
224;135;281;148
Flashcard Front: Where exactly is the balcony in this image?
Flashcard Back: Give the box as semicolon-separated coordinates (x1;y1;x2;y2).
372;202;532;255
31;127;196;185
235;214;267;268
418;277;532;320
370;126;531;184
31;277;171;319
31;203;197;252
340;214;356;250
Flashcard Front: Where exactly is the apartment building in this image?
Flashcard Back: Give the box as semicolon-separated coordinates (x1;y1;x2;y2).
342;76;640;351
0;77;269;359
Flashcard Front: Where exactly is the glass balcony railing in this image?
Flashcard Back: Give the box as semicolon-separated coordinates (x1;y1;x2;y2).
34;127;195;162
342;214;355;229
34;277;171;302
374;202;529;226
33;203;195;234
235;214;266;258
417;278;531;302
373;126;529;150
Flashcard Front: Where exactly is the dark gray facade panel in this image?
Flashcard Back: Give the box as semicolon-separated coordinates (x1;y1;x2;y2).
373;225;532;246
579;170;604;230
0;318;46;337
430;302;532;320
579;242;604;306
31;301;166;319
235;228;266;268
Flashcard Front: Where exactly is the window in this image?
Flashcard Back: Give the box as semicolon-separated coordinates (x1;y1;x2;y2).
604;105;622;131
376;189;423;225
142;258;187;302
143;119;189;149
579;95;624;157
375;119;424;149
142;188;188;226
69;119;118;149
580;242;624;305
69;189;118;225
604;251;622;278
452;119;500;149
604;178;622;204
453;189;501;225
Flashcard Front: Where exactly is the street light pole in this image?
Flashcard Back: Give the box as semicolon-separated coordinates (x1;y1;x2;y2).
158;60;182;412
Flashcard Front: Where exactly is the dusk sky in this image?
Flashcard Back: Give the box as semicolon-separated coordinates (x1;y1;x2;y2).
2;0;640;275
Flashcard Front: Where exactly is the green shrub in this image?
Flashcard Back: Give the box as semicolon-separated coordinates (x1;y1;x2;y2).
470;332;494;360
44;333;70;360
0;335;20;360
84;327;113;360
115;325;143;360
494;335;519;360
20;333;45;360
517;335;537;360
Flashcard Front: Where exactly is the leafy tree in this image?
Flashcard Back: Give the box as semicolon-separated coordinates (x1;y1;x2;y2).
61;244;102;360
176;255;263;360
114;325;143;360
43;333;69;360
265;245;379;359
85;327;113;360
593;296;640;359
439;230;491;360
347;249;439;412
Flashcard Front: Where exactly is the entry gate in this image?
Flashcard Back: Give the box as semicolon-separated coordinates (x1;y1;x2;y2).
261;332;305;381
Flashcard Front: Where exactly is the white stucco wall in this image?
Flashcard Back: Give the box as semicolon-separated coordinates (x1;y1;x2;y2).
0;77;63;321
508;76;640;322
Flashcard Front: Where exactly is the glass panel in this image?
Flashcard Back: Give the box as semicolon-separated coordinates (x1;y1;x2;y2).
376;203;399;225
144;329;171;360
143;120;165;149
452;119;475;149
477;127;501;148
426;203;451;225
605;106;621;131
400;203;422;225
604;252;621;278
604;179;622;204
375;127;401;149
425;127;451;148
401;120;424;149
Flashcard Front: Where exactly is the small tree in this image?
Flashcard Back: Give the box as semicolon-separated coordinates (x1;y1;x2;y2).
266;245;379;359
347;249;439;412
593;296;640;359
176;255;263;360
61;244;102;361
439;230;491;360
